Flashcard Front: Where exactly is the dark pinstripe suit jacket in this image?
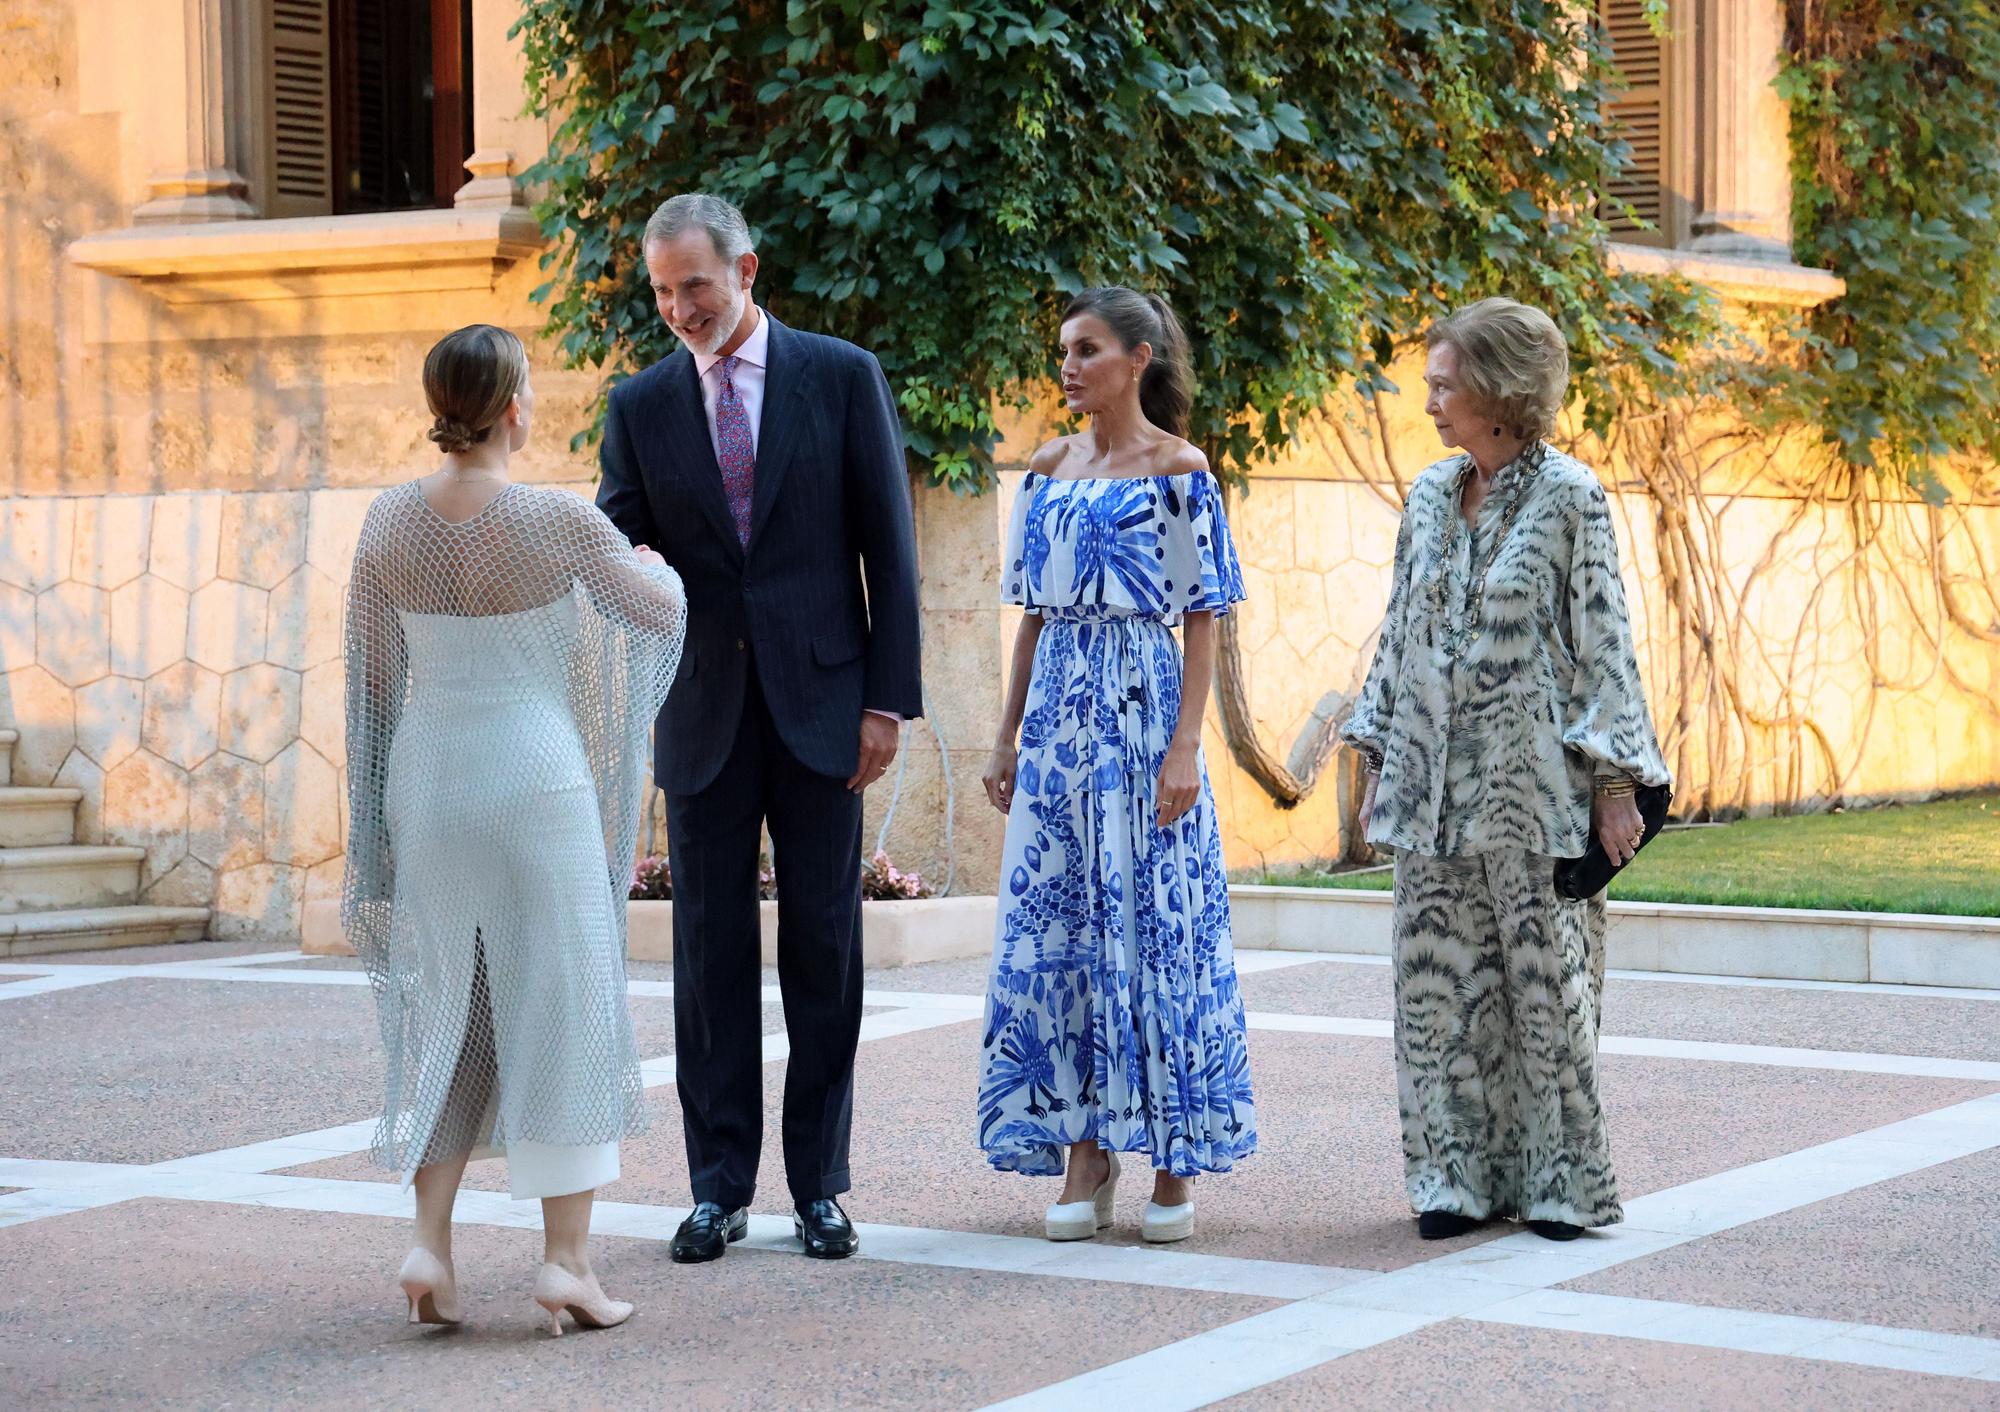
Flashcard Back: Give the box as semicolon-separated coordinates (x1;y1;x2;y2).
596;314;924;796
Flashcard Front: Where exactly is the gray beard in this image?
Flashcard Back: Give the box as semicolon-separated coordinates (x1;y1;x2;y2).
681;287;747;357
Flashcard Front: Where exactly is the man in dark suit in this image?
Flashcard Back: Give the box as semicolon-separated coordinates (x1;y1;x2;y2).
596;193;922;1261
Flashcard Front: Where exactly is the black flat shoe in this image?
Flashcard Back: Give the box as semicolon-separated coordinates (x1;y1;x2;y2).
1528;1220;1584;1242
1417;1210;1482;1240
794;1198;859;1259
671;1201;748;1263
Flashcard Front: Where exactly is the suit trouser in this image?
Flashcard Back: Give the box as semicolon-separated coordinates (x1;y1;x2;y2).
663;669;865;1207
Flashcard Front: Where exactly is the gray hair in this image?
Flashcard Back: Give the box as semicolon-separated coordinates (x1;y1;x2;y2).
642;193;754;262
1425;297;1571;440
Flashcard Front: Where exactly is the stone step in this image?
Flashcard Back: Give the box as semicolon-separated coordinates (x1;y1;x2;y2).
0;729;15;786
0;904;211;958
0;844;145;914
0;787;83;848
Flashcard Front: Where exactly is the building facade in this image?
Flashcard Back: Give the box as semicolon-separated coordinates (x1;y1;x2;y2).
2;0;1996;944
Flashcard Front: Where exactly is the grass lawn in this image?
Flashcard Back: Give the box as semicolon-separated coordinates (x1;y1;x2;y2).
1243;793;2000;917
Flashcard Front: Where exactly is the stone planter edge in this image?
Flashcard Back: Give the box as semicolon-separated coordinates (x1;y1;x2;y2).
1225;884;2000;990
302;894;998;970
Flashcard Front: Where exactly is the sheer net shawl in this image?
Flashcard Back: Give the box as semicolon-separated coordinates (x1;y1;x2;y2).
341;481;686;1172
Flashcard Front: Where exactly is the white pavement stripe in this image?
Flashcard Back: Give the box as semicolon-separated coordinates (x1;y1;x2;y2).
1240;1009;2000;1082
1244;1011;1391;1038
151;1119;382;1176
1473;1289;2000;1383
9;959;1989;1082
1597;1035;2000;1083
145;966;371;987
1243;952;2000;1002
0;972;125;1000
986;1091;2000;1409
0;1157;1374;1300
855;987;982;1012
1602;968;2000;1002
1232;950;1369;974
129;1011;967;1182
982;1302;1438;1411
4;946;1998;1003
0;1158;140;1187
151;949;311;970
0;1186;132;1230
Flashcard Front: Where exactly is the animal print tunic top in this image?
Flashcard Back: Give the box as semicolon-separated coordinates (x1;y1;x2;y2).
1341;443;1669;859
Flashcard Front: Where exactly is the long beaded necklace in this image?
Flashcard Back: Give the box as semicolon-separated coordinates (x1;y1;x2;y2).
1429;440;1547;663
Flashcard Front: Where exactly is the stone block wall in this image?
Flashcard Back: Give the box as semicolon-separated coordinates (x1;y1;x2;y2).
1202;473;2000;873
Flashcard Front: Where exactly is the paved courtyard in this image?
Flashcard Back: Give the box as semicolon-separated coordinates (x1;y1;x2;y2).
2;940;1997;1409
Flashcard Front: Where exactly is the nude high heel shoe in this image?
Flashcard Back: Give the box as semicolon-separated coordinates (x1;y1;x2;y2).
397;1248;463;1325
1044;1151;1120;1241
532;1263;634;1337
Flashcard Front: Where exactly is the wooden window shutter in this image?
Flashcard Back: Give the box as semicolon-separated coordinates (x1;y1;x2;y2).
1601;0;1668;244
266;0;333;217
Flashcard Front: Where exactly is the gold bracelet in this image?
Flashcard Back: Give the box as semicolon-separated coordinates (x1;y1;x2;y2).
1594;775;1637;799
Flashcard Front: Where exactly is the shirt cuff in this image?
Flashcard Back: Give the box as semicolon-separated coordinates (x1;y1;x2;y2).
864;709;904;724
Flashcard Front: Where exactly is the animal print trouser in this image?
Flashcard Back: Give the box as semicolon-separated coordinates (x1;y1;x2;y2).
1390;847;1621;1228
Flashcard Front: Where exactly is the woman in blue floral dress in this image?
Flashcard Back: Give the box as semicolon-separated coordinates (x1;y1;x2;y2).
978;287;1256;1245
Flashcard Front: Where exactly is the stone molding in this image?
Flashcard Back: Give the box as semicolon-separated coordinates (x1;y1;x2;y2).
126;0;260;225
1606;241;1846;309
1688;0;1795;263
453;150;525;211
67;206;545;307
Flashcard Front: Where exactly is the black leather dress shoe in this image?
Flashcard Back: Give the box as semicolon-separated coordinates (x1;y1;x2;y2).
1527;1219;1584;1242
1417;1209;1482;1240
671;1201;748;1263
793;1198;859;1259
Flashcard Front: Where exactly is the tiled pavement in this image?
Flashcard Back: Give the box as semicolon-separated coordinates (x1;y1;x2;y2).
1;942;1996;1409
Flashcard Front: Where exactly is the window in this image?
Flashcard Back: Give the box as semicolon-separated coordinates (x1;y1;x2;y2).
1599;0;1677;248
261;0;471;218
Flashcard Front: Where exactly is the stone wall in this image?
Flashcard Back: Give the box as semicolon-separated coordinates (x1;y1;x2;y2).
8;330;1999;942
1199;469;2000;873
0;477;1004;942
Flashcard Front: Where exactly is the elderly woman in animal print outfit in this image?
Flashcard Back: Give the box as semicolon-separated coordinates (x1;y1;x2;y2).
1340;297;1669;1243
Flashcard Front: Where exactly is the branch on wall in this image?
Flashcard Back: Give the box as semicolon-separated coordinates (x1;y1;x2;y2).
1209;479;1351;812
1211;609;1345;809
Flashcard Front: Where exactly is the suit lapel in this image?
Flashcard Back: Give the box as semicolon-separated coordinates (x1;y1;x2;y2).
747;314;808;553
658;349;745;563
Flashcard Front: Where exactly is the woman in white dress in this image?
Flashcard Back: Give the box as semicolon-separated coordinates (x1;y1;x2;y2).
342;325;687;1334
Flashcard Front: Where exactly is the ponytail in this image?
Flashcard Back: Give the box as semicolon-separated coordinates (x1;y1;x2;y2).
1138;293;1192;438
1062;286;1194;438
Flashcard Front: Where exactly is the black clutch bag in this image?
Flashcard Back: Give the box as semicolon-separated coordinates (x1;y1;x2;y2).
1553;784;1673;900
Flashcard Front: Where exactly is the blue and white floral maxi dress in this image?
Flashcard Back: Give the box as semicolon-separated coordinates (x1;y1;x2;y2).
978;470;1258;1177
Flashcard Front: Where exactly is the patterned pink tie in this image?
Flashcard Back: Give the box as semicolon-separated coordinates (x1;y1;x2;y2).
715;355;755;546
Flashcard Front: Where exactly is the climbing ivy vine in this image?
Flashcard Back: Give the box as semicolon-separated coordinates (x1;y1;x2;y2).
512;0;2000;826
1773;0;2000;488
511;0;1708;486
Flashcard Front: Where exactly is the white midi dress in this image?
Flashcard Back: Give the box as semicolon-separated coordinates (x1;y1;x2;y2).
343;483;686;1198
